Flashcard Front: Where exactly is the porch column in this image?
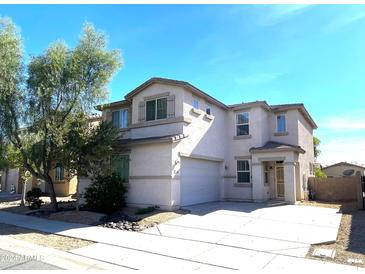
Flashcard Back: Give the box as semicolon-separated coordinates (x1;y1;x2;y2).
252;163;265;202
284;162;297;204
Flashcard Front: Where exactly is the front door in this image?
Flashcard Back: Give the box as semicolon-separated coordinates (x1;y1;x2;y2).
275;166;285;199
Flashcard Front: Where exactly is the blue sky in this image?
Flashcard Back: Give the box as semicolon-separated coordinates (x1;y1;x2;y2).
1;4;365;165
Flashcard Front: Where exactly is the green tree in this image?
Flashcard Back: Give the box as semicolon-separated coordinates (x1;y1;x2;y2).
61;114;118;211
0;17;122;211
315;166;327;178
0;139;29;205
313;136;321;160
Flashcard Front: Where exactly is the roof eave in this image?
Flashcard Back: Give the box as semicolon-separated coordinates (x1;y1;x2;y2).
249;147;306;154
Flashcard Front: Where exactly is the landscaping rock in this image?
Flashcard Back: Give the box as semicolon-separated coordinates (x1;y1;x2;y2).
99;211;146;231
101;220;142;231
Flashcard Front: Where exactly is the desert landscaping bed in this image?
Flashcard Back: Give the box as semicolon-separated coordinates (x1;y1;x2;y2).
1;197;188;231
303;201;365;268
0;223;94;251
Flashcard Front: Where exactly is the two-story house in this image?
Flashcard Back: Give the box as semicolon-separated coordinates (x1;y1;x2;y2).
96;77;317;210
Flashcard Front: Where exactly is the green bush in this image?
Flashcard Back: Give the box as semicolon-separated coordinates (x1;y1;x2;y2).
26;188;43;209
84;173;128;213
315;166;327;178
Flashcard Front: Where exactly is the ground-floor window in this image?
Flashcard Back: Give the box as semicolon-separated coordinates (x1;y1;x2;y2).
237;160;250;183
111;155;129;182
55;163;64;181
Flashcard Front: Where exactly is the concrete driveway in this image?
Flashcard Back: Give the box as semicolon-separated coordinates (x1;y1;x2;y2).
1;202;356;271
144;202;342;258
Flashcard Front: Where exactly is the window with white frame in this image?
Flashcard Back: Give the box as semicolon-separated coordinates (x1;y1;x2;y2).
276;114;286;132
146;97;167;121
236;112;250;136
192;97;200;109
55;164;64;181
206;103;212;115
112;109;129;129
237;160;250;183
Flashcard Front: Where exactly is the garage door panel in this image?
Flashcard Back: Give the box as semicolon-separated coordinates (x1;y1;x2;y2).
180;158;220;206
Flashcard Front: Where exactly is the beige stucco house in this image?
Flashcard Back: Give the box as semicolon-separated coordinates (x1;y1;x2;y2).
95;77;317;210
323;162;365;178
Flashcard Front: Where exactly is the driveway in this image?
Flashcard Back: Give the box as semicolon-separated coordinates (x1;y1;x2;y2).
143;202;342;258
1;202;358;272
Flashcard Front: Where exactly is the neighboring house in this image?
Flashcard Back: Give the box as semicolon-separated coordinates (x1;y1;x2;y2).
31;114;103;197
0;168;20;193
96;77;317;210
322;162;365;178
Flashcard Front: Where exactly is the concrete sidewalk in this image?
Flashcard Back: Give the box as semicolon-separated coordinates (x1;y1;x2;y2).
0;235;129;270
0;209;363;272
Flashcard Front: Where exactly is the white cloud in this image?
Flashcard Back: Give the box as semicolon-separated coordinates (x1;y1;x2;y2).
319;111;365;130
317;137;365;166
235;72;285;86
325;10;365;32
256;5;313;26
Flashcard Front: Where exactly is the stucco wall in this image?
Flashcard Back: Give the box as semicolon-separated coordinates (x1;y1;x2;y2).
224;107;271;201
297;111;315;199
269;109;299;145
0;168;19;193
308;176;360;202
251;151;298;203
131;83;184;124
127;142;174;209
323;165;365;177
179;88;227;159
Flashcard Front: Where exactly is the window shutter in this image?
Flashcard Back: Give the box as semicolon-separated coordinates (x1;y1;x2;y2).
167;95;175;118
128;107;132;126
138;101;146;122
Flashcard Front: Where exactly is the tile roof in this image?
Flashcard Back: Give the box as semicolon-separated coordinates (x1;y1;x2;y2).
250;141;305;154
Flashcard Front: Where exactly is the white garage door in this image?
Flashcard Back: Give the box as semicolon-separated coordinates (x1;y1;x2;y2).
180;158;221;206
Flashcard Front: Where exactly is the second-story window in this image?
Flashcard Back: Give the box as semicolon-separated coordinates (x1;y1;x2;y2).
206;103;212;115
112;109;129;129
277;114;286;133
192;97;199;109
236;112;249;136
146;97;167;121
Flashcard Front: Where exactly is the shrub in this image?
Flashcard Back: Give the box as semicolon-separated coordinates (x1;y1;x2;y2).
26;188;43;209
84;173;128;213
315;166;327;178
